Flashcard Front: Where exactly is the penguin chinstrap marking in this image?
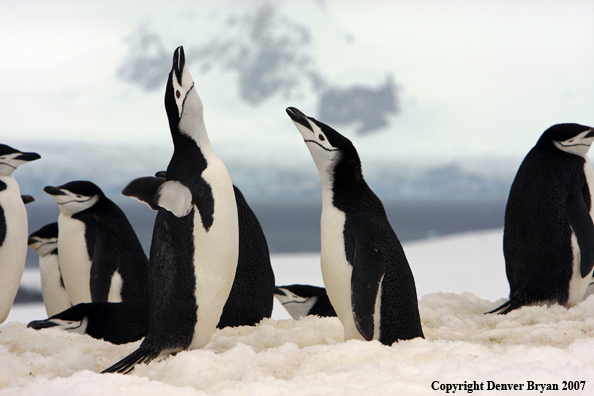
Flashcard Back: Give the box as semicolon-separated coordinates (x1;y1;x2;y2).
43;181;148;305
28;222;72;317
285;107;424;345
275;284;337;319
103;46;239;374
489;124;594;315
0;144;40;323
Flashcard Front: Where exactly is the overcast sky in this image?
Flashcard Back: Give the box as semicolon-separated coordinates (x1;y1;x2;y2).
1;0;593;166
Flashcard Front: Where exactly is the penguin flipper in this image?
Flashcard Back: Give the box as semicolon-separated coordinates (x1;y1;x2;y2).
565;187;594;278
89;243;119;302
122;177;166;211
351;240;386;341
154;180;193;218
102;346;160;374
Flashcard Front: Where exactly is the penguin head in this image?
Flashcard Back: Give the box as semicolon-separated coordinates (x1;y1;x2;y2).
0;145;41;176
164;46;204;144
44;181;104;216
286;107;356;175
274;285;320;319
28;222;58;257
539;123;594;157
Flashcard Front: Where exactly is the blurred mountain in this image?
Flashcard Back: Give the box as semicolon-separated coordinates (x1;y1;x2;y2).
12;141;516;205
117;2;398;135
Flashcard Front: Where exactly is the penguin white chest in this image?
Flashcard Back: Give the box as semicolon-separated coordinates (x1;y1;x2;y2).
567;157;594;307
190;162;239;349
39;253;72;316
57;214;93;304
320;195;364;341
0;177;27;323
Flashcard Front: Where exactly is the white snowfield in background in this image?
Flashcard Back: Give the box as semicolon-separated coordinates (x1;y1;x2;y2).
2;229;594;395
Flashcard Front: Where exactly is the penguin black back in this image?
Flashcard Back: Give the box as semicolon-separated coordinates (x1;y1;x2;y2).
491;123;594;314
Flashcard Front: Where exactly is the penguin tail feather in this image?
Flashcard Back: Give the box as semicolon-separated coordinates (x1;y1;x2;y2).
484;299;523;315
102;347;160;374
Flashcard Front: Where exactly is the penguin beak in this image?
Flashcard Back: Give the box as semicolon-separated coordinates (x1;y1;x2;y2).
585;129;594;139
43;186;66;196
286;107;313;132
27;319;59;330
14;152;41;162
21;195;35;204
173;46;185;86
274;287;287;296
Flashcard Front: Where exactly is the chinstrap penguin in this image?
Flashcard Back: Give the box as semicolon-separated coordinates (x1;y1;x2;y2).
28;299;149;345
275;284;336;319
44;181;148;305
489;123;594;314
103;46;239;374
28;222;72;316
0;144;40;323
286;107;423;345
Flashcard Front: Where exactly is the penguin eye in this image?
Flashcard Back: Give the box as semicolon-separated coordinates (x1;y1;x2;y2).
176;90;181;99
319;134;325;141
76;195;82;198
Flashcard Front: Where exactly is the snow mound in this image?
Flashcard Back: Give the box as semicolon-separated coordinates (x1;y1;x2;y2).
2;292;594;395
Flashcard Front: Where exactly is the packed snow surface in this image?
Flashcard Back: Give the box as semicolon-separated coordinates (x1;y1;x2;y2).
2;230;594;395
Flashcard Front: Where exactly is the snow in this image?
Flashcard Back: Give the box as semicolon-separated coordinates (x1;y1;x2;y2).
2;229;594;395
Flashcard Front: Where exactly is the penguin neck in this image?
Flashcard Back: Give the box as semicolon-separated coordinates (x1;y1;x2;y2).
168;132;211;180
175;116;216;160
319;149;365;201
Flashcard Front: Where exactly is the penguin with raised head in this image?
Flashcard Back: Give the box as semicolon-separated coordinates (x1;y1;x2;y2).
286;107;423;345
28;222;72;316
275;284;336;319
103;46;239;374
489;123;594;314
44;181;148;305
0;144;40;323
